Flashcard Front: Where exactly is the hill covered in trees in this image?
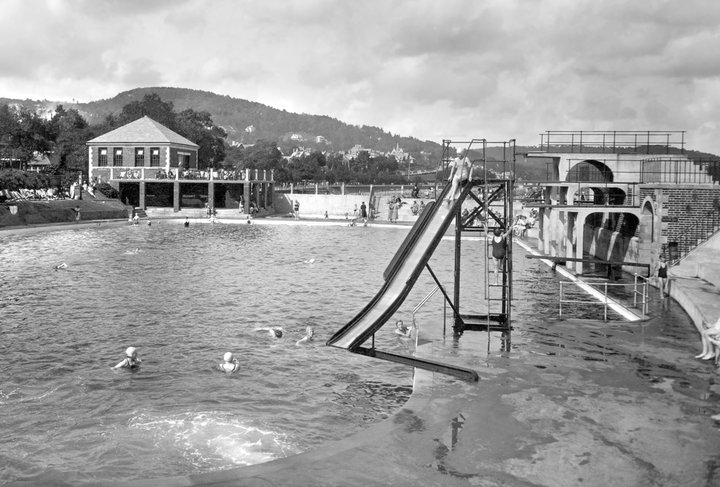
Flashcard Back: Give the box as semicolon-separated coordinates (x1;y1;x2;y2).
4;87;718;183
65;87;447;163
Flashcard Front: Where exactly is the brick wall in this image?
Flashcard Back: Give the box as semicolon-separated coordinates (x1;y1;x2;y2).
640;184;720;258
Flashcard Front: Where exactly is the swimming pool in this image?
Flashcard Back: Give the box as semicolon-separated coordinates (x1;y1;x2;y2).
2;220;718;485
0;222;426;484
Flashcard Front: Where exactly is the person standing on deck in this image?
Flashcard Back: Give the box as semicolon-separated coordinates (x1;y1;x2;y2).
657;255;669;298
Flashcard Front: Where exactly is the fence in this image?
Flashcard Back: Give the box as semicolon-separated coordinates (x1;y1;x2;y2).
538;130;686;154
559;277;649;321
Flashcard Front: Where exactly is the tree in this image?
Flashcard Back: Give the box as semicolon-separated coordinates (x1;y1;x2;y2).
118;93;176;128
0;104;52;167
105;93;229;169
175;109;227;169
49;105;91;174
241;139;284;171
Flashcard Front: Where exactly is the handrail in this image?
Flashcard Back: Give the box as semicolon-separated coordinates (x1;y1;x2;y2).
559;279;647;321
413;286;439;316
538;130;686;154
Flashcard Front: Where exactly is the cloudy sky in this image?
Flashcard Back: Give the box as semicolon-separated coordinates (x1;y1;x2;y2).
2;0;720;153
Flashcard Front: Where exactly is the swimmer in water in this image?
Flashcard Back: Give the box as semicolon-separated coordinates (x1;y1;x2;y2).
296;326;315;345
54;262;68;271
394;320;412;338
113;346;141;369
254;327;284;338
218;352;240;373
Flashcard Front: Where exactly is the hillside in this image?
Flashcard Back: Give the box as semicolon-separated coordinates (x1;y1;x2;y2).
3;87;450;163
6;87;716;181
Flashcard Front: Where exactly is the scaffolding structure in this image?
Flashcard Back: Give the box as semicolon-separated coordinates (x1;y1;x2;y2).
441;139;516;350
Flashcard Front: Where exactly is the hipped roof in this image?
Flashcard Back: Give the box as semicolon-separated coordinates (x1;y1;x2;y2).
87;116;199;148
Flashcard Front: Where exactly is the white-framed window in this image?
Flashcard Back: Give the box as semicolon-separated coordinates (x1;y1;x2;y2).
98;148;108;166
113;148;123;166
135;148;145;167
150;147;160;167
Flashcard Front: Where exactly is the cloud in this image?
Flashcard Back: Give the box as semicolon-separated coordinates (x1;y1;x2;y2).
1;0;719;154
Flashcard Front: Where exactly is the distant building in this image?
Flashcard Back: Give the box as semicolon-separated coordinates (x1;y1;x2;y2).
27;152;55;172
85;116;273;214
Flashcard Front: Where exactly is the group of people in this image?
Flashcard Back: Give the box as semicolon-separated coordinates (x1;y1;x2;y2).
349;201;368;226
112;327;317;374
386;196;404;223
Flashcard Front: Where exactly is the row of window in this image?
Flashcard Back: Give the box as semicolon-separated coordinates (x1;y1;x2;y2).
97;147;161;167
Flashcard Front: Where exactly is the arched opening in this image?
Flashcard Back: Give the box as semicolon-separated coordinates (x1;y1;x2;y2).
641;200;655;243
573;186;626;205
566;160;614;183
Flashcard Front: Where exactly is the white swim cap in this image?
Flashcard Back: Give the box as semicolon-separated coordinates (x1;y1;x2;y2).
126;346;136;357
224;352;234;362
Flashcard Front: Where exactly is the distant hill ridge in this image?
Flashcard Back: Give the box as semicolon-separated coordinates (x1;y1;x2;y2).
2;87;446;157
3;87;717;180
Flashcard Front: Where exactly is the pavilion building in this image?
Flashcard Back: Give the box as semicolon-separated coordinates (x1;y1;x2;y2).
86;116;274;213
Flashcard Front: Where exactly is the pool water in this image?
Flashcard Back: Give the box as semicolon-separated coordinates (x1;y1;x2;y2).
1;221;717;485
0;222;420;484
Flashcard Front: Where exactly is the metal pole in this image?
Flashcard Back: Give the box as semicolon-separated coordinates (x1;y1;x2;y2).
604;283;608;321
633;274;638;308
559;282;563;317
443;299;447;337
453;194;463;337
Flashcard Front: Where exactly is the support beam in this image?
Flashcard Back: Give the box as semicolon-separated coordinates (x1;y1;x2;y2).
173;181;180;212
353;346;479;382
139;181;146;210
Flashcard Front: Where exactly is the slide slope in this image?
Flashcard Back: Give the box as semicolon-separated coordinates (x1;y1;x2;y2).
327;181;461;350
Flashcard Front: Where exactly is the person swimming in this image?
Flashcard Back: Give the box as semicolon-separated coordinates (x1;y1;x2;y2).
54;262;68;271
254;327;284;338
113;346;141;369
218;351;240;373
296;326;315;345
395;320;412;338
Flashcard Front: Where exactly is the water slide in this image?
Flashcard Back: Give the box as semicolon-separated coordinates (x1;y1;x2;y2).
327;181;461;350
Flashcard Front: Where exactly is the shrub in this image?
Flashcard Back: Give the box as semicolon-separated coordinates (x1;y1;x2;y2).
96;182;119;199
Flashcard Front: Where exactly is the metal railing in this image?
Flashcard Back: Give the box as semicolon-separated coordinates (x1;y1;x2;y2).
559;277;648;320
534;157;720;186
538;130;686;154
632;274;650;318
92;167;274;182
413;286;443;333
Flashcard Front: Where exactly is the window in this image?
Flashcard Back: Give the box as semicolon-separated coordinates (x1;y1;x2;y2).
135;148;145;167
150;147;160;167
113;148;123;166
178;152;191;167
98;148;108;167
